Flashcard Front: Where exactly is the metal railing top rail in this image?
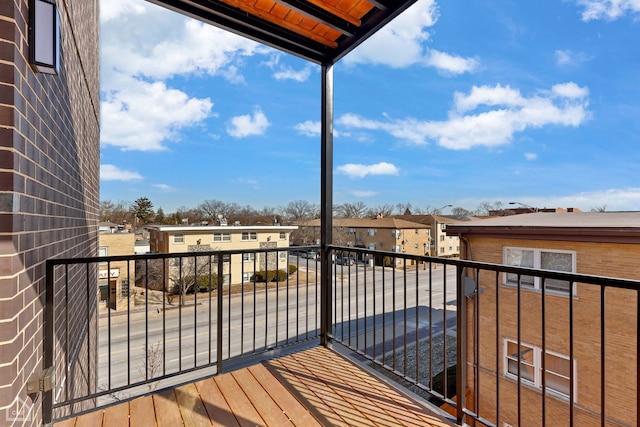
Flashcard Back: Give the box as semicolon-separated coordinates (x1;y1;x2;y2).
328;244;640;290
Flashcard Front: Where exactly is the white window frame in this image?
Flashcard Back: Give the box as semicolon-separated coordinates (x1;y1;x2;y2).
368;243;376;251
241;231;257;241
279;251;287;261
367;228;377;237
392;245;401;253
503;339;576;401
173;233;184;244
242;253;256;263
242;272;252;283
213;232;231;242
348;228;356;235
391;229;401;238
503;247;576;296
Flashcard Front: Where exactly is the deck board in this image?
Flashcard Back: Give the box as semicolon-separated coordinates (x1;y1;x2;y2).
53;346;456;427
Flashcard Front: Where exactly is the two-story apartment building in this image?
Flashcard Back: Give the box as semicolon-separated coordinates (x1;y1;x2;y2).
447;212;640;426
304;217;431;266
146;224;297;287
391;214;463;258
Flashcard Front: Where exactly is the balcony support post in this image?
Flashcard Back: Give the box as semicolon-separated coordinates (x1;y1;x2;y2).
43;260;54;424
320;62;334;347
456;263;467;425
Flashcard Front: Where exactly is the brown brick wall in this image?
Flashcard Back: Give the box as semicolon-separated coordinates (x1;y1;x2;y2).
465;236;638;426
0;0;99;425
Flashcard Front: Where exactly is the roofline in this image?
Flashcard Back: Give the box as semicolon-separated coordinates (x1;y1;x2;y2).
446;225;640;244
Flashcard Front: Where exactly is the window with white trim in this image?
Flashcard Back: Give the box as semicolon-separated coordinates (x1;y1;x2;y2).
503;247;575;295
392;245;401;253
213;232;231;242
242;272;251;282
504;339;574;400
391;229;401;238
241;232;257;241
174;233;184;244
98;246;108;257
348;228;355;235
242;253;255;262
367;228;377;237
279;251;287;261
368;243;376;250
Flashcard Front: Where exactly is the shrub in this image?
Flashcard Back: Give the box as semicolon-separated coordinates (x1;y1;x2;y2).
252;269;289;282
288;264;297;274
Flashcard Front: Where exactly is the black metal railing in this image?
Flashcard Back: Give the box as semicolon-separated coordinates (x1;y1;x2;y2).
44;245;640;426
327;245;640;427
43;246;321;423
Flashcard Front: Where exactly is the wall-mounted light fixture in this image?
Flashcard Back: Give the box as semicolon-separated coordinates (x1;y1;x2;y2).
29;0;59;74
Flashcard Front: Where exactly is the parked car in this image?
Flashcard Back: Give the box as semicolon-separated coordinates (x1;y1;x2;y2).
300;251;317;259
334;257;355;265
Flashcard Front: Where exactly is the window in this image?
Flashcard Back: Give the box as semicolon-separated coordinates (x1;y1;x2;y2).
414;244;419;249
348;228;356;235
440;223;446;230
504;339;574;399
415;229;419;235
242;272;252;282
368;243;376;250
440;247;444;254
279;232;286;240
504;247;575;295
367;228;377;237
241;232;257;241
222;274;230;285
279;251;287;260
391;229;401;238
174;233;184;244
213;232;231;242
30;0;60;74
242;253;255;262
392;245;401;253
121;280;129;297
98;246;108;257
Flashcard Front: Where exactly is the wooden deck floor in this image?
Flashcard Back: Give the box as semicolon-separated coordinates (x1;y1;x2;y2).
53;346;456;427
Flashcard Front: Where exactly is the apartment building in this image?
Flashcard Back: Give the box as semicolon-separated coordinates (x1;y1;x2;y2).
146;224;297;286
391;214;463;258
98;231;137;311
0;1;100;424
447;212;640;426
304;217;431;266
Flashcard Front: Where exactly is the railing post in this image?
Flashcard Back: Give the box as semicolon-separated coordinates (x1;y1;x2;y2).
320;62;334;347
456;263;467;425
216;254;224;373
43;260;54;425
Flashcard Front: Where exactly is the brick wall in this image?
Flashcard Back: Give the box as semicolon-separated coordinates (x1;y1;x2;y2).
0;0;99;425
465;236;639;426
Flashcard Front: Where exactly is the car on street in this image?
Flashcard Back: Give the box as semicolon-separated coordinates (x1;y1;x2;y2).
334;257;355;265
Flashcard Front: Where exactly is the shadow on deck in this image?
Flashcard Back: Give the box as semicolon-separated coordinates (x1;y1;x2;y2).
52;346;457;427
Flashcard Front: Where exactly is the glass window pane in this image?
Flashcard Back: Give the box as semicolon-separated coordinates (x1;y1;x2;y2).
505;249;535;287
541;251;572;293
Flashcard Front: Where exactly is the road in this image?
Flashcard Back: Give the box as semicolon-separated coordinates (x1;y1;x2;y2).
96;259;457;396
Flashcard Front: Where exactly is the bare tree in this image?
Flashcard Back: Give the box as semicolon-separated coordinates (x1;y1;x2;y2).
100;199;132;224
366;204;395;218
475;201;504;216
284;200;319;223
590;205;607;212
335;202;368;218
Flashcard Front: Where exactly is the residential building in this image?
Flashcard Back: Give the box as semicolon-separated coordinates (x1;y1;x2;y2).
446;212;640;426
391;214;463;258
146;224;298;286
0;0;100;424
98;231;136;311
304;217;431;266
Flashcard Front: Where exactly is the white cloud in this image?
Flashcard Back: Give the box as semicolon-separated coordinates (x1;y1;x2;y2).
227;108;270;138
101;77;213;151
555;49;591;67
273;65;313;82
424;49;479;75
153;184;176;191
100;0;146;22
351;190;378;198
294;121;321;137
337;162;399;178
524;152;538;160
337;82;590;150
101;164;143;181
576;0;640;21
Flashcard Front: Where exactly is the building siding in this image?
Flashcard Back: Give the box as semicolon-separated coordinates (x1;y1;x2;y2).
465;236;638;426
0;1;99;425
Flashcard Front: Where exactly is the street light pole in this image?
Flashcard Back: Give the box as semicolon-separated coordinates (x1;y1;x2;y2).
508;201;538;213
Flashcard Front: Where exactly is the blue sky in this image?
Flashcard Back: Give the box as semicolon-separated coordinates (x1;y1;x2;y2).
100;0;640;214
